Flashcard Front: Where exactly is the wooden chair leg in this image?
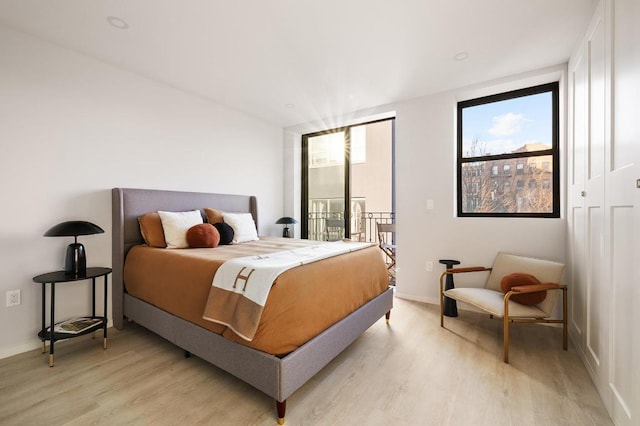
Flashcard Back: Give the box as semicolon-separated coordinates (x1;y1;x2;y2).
503;296;511;363
562;287;568;350
503;315;510;363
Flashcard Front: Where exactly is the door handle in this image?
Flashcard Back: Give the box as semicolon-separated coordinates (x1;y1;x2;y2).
636;179;640;189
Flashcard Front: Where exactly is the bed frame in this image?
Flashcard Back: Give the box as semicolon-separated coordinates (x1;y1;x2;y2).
111;187;394;423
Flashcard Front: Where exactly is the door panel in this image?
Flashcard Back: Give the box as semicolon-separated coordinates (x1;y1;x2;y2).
583;7;607;376
608;0;640;422
568;43;587;343
609;206;634;421
586;206;603;368
305;131;347;240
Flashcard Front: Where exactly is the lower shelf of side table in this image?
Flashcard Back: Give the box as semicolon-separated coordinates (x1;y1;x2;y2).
38;316;106;342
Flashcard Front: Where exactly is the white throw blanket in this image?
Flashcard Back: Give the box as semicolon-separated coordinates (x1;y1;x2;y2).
214;240;372;308
203;240;373;340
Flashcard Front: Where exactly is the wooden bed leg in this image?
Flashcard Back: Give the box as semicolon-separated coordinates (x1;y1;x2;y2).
385;310;391;324
276;400;286;424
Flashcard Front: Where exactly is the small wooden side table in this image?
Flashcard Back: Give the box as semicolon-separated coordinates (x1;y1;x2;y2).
32;267;112;367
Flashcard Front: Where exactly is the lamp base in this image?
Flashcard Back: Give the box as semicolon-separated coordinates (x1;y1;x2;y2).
282;226;290;238
65;243;86;276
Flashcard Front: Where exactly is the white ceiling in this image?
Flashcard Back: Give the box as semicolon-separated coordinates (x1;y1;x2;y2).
0;0;595;127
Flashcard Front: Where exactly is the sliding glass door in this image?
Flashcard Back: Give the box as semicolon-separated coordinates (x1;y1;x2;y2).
302;119;394;241
303;129;349;240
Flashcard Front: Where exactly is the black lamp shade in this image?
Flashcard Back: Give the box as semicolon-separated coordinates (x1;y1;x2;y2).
45;221;104;276
275;217;297;225
44;221;104;238
275;217;297;238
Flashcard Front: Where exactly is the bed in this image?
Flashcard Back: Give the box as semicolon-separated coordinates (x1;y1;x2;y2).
111;187;394;424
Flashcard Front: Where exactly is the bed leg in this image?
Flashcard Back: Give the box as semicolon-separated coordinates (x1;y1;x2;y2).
276;400;286;424
184;350;191;358
385;310;391;324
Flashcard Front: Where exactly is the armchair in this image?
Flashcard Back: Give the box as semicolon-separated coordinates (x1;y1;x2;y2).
439;252;567;363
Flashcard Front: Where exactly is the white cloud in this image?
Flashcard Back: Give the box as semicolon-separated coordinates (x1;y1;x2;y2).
488;112;528;136
463;137;519;156
484;139;519;155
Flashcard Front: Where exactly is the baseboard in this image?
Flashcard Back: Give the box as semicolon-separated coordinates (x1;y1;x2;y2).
0;340;41;361
393;291;437;305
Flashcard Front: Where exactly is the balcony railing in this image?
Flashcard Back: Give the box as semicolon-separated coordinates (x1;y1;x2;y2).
307;211;395;242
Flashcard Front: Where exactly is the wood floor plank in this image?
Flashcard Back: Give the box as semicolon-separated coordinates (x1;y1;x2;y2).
0;298;612;425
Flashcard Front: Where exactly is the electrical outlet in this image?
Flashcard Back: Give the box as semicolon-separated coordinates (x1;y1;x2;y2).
426;261;433;272
6;289;21;307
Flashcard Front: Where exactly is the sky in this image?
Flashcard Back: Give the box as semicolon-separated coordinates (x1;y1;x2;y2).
462;91;552;157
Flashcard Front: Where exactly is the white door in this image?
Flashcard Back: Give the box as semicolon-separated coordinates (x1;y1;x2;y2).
607;0;640;424
567;38;587;351
568;1;608;388
583;2;607;386
569;1;640;424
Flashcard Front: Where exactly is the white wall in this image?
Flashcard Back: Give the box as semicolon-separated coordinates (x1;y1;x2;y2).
0;26;284;359
286;67;568;305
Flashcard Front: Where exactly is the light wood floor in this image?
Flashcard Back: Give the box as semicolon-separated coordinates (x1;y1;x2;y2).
0;298;612;425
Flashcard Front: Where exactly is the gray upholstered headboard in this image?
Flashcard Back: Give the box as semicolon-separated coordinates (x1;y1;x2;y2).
111;187;258;329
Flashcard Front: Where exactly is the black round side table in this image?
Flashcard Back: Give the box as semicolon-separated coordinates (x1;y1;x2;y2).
439;259;460;317
32;267;112;367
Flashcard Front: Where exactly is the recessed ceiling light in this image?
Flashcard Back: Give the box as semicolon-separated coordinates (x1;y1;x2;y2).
453;51;469;61
285;103;296;109
107;16;129;30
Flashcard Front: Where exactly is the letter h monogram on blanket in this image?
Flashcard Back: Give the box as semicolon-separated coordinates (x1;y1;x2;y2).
234;267;255;291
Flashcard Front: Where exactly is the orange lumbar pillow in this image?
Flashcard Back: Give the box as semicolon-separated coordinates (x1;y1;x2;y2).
187;223;220;248
500;272;547;305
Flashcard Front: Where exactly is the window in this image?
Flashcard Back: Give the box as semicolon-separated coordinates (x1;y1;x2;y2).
457;82;559;217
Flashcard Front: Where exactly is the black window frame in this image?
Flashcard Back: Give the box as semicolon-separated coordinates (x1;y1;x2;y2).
456;82;560;218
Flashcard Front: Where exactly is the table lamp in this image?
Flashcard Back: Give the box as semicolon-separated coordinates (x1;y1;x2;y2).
44;221;104;276
275;217;297;238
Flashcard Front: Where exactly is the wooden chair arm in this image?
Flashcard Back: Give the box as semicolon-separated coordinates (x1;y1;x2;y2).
444;266;491;274
510;283;564;293
439;267;491;293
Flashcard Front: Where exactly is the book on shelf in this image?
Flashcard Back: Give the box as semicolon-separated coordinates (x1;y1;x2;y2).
48;317;102;334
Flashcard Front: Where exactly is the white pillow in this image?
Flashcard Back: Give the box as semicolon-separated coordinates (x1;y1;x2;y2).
223;212;259;243
158;210;203;249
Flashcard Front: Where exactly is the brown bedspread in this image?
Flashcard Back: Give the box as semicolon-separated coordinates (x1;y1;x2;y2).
123;237;389;355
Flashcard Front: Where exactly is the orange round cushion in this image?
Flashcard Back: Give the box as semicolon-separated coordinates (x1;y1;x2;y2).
186;223;220;248
500;272;547;305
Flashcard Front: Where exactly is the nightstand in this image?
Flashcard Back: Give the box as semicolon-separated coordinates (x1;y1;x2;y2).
32;267;112;366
